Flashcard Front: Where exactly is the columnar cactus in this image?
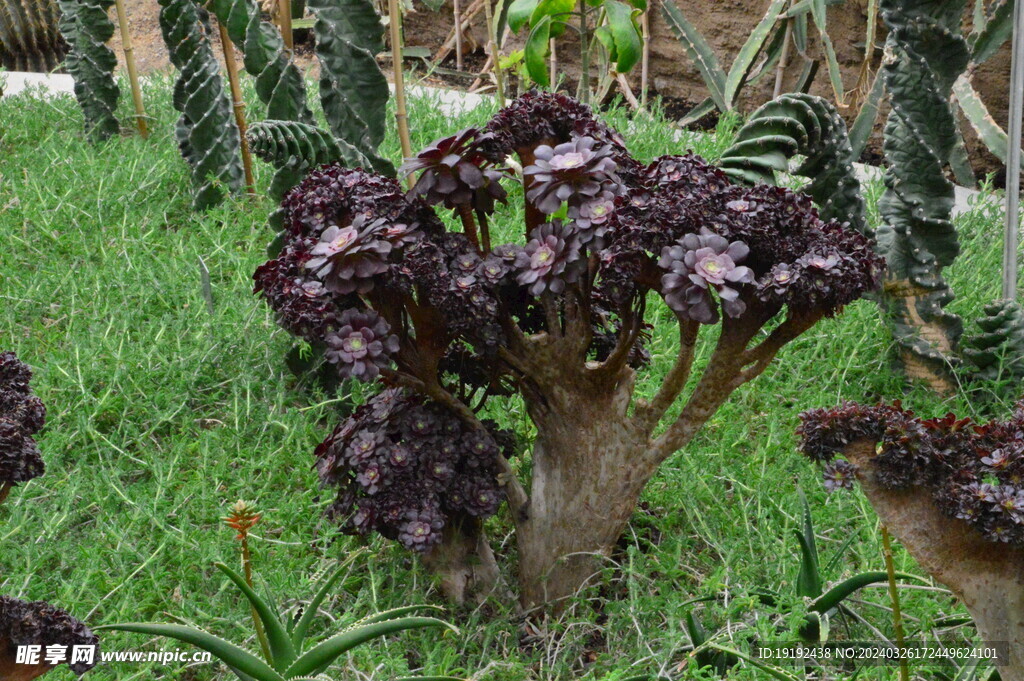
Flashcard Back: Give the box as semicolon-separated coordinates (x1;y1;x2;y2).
874;0;970;392
57;0;119;141
158;0;244;210
963;300;1024;384
0;0;67;72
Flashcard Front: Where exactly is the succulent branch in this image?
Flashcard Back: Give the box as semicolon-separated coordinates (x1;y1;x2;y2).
874;0;971;391
158;0;244;210
308;0;393;177
57;0;120;141
719;93;867;236
963;299;1024;384
0;0;67;72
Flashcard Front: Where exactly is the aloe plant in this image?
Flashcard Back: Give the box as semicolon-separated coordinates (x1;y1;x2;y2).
0;0;66;72
97;561;462;681
158;0;244;210
57;0;119;141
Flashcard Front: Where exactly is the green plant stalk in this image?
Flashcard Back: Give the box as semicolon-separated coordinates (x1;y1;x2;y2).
577;0;590;104
387;0;413;173
113;0;148;139
240;532;273;664
483;0;505;105
881;525;910;681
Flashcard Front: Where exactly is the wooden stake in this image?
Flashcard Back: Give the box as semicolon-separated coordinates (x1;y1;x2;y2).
218;23;257;195
113;0;149;138
640;1;650;107
434;0;484;63
549;38;557;87
454;0;464;70
482;0;505;105
616;72;640;110
279;0;293;52
388;0;414;180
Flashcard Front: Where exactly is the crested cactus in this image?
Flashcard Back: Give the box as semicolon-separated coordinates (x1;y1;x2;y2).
57;0;119;141
0;0;67;72
205;0;311;125
719;93;867;236
247;120;368;201
309;0;393;177
874;0;970;392
963;300;1024;384
158;0;244;210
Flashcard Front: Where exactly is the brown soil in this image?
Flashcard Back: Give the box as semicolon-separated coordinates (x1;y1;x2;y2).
78;0;1022;175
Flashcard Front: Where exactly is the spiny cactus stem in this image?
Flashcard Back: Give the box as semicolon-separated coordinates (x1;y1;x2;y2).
881;525;910;681
113;0;149;138
387;0;414;184
218;22;257;195
1003;0;1024;301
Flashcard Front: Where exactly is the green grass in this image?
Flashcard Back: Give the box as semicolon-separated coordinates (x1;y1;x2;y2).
0;77;1019;681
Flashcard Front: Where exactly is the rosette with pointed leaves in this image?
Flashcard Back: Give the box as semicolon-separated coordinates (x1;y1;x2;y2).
524;136;622;215
324;308;399;381
0;596;99;677
515;221;583;296
401;128;508;213
158;0;244;210
317;389;510;551
0;352;45;494
57;0;119;141
800;400;1024;545
658;229;754;324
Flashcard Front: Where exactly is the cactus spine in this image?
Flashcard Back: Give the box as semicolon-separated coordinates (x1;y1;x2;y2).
0;0;67;72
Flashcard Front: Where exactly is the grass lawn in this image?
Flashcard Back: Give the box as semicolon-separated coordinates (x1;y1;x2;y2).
0;74;1020;681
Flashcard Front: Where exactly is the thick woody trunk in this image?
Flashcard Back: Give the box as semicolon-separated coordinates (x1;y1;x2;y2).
845;439;1024;680
421;516;502;605
0;640;52;681
515;377;651;611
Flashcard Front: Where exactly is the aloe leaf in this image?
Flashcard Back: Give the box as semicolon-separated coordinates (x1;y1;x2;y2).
661;0;727;111
954;74;1010;162
524;14;552;85
395;677;467;681
848;65;884;159
678;97;716;127
603;0;642;73
353;604;448;626
96;623;286;681
810;570;924;614
284;617;458;678
785;0;842;17
795;491;822;599
809;0;845;106
970;0;1014;65
723;0;787;105
290;565;351;649
215;563;297;671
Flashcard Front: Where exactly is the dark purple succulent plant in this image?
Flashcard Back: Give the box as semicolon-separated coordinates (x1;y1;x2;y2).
305;216;395;295
658;230;754;323
0;353;46;495
524;136;622;215
401;128;508;213
0;595;99;677
324;309;399;382
514;221;584;296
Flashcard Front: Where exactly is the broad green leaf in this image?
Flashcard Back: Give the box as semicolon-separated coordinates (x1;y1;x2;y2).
661;0;727;111
603;0;643;73
507;0;540;32
284;617;457;678
531;0;574;36
96;623;286;681
524;15;552;85
723;0;787;104
954;74;1011;162
215;563;297;671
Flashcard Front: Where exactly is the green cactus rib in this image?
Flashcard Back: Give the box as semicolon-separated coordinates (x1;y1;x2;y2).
247;119;367;200
719;93;867;236
0;0;67;71
206;0;312;125
308;0;394;176
158;0;244;210
57;0;119;141
963;300;1024;383
874;0;970;384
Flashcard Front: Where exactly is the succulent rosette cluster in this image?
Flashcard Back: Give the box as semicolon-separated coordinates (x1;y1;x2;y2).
0;596;99;677
0;352;46;493
255;91;882;570
800;399;1024;544
400;127;508;213
315;389;513;551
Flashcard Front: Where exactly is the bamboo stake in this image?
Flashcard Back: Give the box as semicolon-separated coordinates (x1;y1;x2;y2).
388;0;414;181
113;0;148;138
1003;0;1024;301
639;0;650;107
279;0;293;52
616;72;640;110
881;525;910;681
549;38;557;87
434;0;485;63
218;23;257;195
773;15;793;98
454;0;464;69
482;0;505;105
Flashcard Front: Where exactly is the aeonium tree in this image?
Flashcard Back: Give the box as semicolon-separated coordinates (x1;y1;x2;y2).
799;399;1024;678
254;91;884;610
